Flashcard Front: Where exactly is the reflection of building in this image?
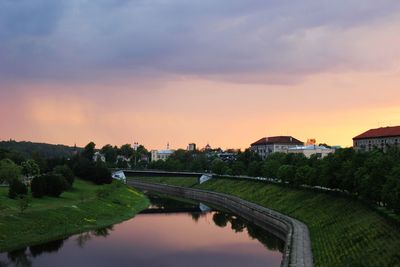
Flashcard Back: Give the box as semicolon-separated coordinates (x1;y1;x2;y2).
288;145;334;158
151;144;175;161
353;126;400;152
250;136;303;159
187;143;196;151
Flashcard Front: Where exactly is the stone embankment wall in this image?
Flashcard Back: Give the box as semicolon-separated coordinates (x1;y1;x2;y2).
127;180;313;267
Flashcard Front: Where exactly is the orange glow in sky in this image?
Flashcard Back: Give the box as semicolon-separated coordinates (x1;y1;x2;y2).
1;1;400;150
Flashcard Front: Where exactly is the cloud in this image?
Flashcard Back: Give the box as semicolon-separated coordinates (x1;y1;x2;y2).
0;0;400;85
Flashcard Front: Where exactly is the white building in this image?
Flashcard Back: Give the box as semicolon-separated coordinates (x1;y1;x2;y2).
187;143;196;151
151;149;175;161
93;152;106;162
288;145;334;158
250;136;303;159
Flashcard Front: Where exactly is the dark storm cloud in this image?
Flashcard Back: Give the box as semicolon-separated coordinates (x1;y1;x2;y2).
0;0;400;85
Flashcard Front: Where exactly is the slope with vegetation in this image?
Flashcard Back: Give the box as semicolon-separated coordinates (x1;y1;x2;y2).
0;179;149;252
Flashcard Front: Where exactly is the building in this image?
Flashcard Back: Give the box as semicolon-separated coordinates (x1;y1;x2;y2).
187;143;196;151
353;126;400;152
151;149;175;161
250;136;303;159
93;151;106;163
288;145;334;158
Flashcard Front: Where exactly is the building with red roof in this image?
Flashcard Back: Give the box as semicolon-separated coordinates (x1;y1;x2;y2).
353;126;400;152
250;136;303;159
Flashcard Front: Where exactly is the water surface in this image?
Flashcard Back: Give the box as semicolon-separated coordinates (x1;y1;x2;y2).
0;195;284;267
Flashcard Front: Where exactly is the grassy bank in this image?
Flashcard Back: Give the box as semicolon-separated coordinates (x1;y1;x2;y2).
0;179;149;252
128;176;400;267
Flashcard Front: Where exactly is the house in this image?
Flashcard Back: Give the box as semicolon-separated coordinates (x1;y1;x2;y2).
151;149;175;161
288;145;334;158
93;152;106;163
250;136;303;159
353;126;400;152
187;143;196;151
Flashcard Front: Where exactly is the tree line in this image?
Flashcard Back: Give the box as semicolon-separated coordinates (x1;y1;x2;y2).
0;142;114;203
147;147;400;213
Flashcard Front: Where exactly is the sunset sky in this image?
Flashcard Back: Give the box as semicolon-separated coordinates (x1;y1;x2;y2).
1;1;400;150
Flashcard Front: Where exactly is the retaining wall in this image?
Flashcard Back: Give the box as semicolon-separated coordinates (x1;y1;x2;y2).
128;180;313;267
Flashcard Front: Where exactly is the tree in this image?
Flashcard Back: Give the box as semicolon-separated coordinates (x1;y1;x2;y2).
21;159;40;178
53;165;75;189
247;161;263;177
82;142;96;160
43;174;68;197
8;179;28;199
0;159;21;184
100;144;118;165
295;165;314;186
277;165;295;184
211;159;228;175
119;144;134;158
382;167;400;212
31;176;47;198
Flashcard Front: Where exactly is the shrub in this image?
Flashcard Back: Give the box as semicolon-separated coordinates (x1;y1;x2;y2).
53;165;75;189
31;176;47;198
44;174;68;197
8;179;28;199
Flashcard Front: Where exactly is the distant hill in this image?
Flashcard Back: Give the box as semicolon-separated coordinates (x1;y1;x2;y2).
0;140;82;159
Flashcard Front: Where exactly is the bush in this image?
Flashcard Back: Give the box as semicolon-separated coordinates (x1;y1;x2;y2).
73;158;112;185
44;174;68;197
8;179;28;199
31;176;47;198
31;174;68;198
53;165;75;189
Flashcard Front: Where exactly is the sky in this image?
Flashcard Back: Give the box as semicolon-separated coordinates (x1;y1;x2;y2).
1;0;400;150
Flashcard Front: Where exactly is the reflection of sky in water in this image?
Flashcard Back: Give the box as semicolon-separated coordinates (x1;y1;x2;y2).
0;202;283;267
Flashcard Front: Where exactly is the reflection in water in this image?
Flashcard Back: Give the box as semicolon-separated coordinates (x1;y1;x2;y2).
1;195;284;267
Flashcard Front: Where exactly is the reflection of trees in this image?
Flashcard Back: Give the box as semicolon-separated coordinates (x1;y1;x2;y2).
76;226;114;247
76;232;92;248
191;212;201;222
211;211;284;252
247;224;285;252
212;212;229;228
7;248;31;267
29;239;66;257
3;237;69;267
229;217;246;233
147;195;198;210
93;226;113;237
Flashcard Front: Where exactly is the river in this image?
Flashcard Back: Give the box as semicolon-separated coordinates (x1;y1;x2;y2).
0;194;284;267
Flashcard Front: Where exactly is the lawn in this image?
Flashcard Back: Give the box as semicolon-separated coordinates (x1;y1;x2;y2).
0;179;149;252
130;176;400;267
127;175;199;187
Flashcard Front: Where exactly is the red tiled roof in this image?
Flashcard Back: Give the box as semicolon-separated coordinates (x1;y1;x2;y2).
353;126;400;140
251;136;303;146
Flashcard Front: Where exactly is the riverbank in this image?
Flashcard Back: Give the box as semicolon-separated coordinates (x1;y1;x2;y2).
0;179;149;252
128;176;400;267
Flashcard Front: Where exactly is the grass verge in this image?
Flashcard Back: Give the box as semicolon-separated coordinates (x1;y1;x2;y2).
130;176;400;267
0;179;149;252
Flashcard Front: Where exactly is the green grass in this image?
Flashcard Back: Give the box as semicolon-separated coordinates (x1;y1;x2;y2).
132;176;400;267
127;176;199;187
0;179;149;252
